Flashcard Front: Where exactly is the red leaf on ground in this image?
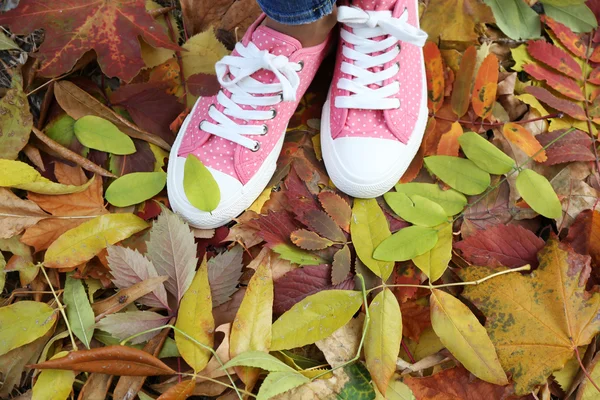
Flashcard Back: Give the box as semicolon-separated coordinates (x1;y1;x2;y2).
454;224;545;268
284;168;320;219
536;129;595;166
273;265;355;315
0;0;180;81
526;40;582;80
523;64;584;101
187;73;221;97
252;211;303;248
391;264;422;303
589;67;600;85
111;82;184;144
318;191;352;233
401;300;431;342
564;209;600;267
525;86;587;120
423;41;445;112
541;15;587;59
404;366;516;400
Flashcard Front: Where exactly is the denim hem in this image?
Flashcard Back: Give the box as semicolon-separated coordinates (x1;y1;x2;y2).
256;0;335;25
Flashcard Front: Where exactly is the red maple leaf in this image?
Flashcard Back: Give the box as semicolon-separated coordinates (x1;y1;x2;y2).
0;0;181;81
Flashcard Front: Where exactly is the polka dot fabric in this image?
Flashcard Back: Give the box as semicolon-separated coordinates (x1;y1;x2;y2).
329;0;425;144
177;16;330;184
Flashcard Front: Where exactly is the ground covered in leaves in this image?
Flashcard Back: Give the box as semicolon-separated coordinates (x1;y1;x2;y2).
2;0;600;399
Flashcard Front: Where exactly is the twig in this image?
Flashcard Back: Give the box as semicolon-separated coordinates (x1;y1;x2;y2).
574;345;600;394
429;112;563;127
401;340;416;363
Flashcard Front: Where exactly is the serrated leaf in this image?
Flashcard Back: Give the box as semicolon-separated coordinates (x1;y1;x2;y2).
223;351;294;372
32;352;76;400
271;243;326;266
394;183;467;216
383;193;448;227
526;39;582;79
44;213;149;269
413;223;452;281
0;159;93;195
450;46;476;118
525;85;586;120
95;311;170;345
0;301;57;357
430;289;508;385
208;245;243;307
544;3;597;33
516;169;562;219
0;74;33;160
523;63;584;100
351;199;393;280
302;209;346;242
147;206;197;302
365;289;402;395
106;245;170;310
424;156;491;195
256;371;310;400
105;171;166;207
484;0;541;40
472;54;499;119
291;229;334;250
174;257;214;373
64;273;95;349
332;244;352;285
229;261;273;386
271;290;363;351
183;154;220;212
74;116;136;155
318;191;352;232
458;131;515;175
373;226;438;262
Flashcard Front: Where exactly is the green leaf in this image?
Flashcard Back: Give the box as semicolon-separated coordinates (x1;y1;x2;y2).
365;289;402;396
256;371;310;400
0;301;57;357
271;290;363;351
383;193;448;227
105;171;166;207
73;115;136;155
412;223;452;281
430;289;508;385
394;183;467;216
351;199;393;280
223;351;296;372
32;351;76;400
458;131;515;175
339;363;377;400
376;380;415;400
424;156;491;195
271;243;326;266
45;114;88;156
373;226;438;262
483;0;541;40
64;273;95;349
516;169;562;219
183;154;220;212
544;4;597;32
0;31;20;50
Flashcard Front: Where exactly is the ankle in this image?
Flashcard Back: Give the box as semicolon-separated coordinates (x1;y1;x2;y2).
264;7;337;47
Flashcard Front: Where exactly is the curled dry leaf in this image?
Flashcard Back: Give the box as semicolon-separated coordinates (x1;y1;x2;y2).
0;188;49;239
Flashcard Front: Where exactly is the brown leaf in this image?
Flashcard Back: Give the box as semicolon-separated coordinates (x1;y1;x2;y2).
332;244;352;285
525;86;587;121
21;219;82;254
564;209;600;268
301;209;346;242
401;300;431;342
157;378;196;400
290;229;334;251
536;129;595;166
54;81;170;150
318;191;352;233
29;346;176;376
180;0;235;36
450;46;476;118
187;73;221;97
77;374;113;400
0;188;49;239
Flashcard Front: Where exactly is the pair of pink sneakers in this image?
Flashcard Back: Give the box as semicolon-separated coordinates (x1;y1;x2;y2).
167;0;428;228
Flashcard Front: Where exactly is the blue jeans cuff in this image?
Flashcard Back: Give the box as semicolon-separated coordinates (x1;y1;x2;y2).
256;0;336;25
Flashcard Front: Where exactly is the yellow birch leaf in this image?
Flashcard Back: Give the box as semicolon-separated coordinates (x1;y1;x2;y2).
412;223;452;281
0;159;93;195
365;288;403;396
460;239;600;395
229;261;273;386
430;289;508;386
0;301;57;357
32;351;76;400
175;256;214;373
351;199;393;280
44;214;149;269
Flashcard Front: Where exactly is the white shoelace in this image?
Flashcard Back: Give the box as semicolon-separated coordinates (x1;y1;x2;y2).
336;6;428;110
200;42;302;151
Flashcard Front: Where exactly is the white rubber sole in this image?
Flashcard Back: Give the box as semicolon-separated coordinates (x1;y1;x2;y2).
321;65;428;199
167;115;286;229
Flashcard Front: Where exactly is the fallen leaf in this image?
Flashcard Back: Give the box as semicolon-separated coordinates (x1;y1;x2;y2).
401;300;432;342
525;85;587;120
564;209;600;267
187;73;221;97
157;378;196;400
501;123;547;162
32;351;76;400
375;226;439;262
523;63;584;100
0;188;49;239
29;345;176;376
64;273;95;349
301;209;346;243
332;245;352;285
517;169;563;219
451;46;477;118
77;373;113;400
421;0;494;43
318;191;352;233
424;41;445;112
290;229;334;251
484;0;541;40
395;183;467;216
461;239;600;394
424;156;491;195
472;54;499;119
413;223;453;281
208;245;244;307
0;74;33;160
0;301;57;357
74;116;136;155
536;129;595;165
384;192;448;227
436;121;464;157
96;311;170;345
0;0;179;80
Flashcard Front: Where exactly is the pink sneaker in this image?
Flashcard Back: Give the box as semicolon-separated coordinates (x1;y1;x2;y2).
168;15;330;228
321;0;428;198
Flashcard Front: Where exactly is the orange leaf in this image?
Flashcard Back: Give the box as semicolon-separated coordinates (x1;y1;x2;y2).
424;41;445;112
290;229;333;250
471;54;498;119
523;64;584;101
451;46;477;118
502;123;547;162
157;378;196;400
400;146;424;184
437;122;463;157
29;346;176;376
541;15;586;58
318;191;352;233
591;45;600;63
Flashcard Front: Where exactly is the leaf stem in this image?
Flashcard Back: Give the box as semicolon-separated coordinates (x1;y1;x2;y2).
179;373;257;397
574;345;600;394
429;112;563;127
39;264;79;351
120;324;243;400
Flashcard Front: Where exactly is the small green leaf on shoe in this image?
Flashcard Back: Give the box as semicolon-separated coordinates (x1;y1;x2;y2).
459;131;515;175
73;115;136;155
183;154;220;212
105;171;166;207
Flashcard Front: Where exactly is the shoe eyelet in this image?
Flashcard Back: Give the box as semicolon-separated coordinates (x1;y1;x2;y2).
251;141;261;152
396;43;402;51
278;93;284;102
261;124;268;135
198;120;206;130
297;60;304;71
270;109;277;119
